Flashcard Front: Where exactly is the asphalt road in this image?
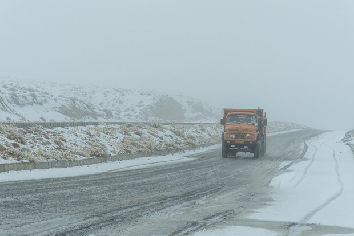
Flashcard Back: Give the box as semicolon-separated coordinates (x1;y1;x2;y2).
0;130;322;236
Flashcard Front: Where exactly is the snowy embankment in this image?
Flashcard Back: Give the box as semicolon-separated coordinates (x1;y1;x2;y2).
0;123;221;164
0;122;309;165
342;130;354;155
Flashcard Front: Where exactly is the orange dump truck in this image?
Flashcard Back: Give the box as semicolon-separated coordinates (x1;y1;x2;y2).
220;108;267;158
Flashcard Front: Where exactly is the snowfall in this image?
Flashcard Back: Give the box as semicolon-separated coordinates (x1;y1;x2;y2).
1;125;354;235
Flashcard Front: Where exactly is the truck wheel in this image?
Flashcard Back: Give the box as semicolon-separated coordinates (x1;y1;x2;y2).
261;140;266;157
260;141;264;157
222;142;228;158
262;135;267;156
254;141;260;159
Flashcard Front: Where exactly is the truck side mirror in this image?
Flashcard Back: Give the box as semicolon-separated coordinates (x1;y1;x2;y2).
263;119;267;126
220;119;224;125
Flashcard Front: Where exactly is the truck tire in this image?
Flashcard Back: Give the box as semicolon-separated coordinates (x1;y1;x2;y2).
260;140;264;157
254;141;260;159
263;135;267;156
261;139;266;157
222;141;228;158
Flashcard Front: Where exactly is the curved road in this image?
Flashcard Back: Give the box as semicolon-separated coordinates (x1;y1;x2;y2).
0;130;321;236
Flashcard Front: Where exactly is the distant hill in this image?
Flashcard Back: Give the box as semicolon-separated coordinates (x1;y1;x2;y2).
0;78;220;123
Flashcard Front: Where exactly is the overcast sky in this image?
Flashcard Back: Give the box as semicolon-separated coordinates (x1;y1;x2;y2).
1;0;354;130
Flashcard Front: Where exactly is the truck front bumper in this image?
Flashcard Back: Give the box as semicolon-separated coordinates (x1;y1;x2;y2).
223;140;255;153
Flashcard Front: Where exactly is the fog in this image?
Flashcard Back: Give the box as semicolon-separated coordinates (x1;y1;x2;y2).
1;0;354;130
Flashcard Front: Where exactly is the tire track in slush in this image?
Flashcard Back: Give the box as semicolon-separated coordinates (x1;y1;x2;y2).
300;136;344;223
290;134;323;187
292;140;317;187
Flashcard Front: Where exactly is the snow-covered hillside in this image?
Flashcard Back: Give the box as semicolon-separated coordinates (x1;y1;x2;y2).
0;78;220;123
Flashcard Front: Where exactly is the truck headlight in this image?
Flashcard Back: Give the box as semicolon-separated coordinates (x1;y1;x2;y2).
250;135;255;139
226;134;230;138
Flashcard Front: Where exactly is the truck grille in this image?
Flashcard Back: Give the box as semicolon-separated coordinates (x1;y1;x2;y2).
231;133;248;139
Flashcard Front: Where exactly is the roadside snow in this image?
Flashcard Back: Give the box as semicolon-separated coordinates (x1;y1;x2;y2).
251;131;354;228
193;226;277;236
0;144;220;182
192;131;354;235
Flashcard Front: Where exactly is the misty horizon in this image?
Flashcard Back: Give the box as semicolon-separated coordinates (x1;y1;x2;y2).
1;0;353;130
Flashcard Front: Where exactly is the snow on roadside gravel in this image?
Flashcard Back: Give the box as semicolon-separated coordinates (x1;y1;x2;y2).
0;122;309;164
0;123;222;164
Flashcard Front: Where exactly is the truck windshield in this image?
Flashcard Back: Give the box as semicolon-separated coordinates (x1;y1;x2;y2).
226;114;256;125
